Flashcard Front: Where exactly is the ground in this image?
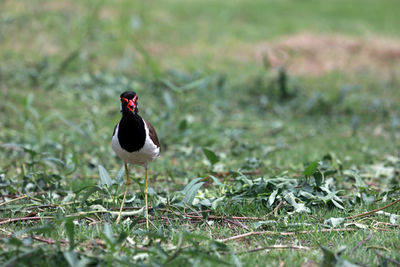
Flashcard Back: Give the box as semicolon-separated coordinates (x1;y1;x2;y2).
0;0;399;266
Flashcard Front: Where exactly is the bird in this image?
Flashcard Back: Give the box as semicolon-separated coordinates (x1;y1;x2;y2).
111;91;160;228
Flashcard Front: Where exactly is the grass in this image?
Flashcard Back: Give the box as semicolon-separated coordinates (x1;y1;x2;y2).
1;0;400;266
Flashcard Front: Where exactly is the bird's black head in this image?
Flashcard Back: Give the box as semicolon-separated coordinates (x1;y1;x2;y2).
120;91;139;115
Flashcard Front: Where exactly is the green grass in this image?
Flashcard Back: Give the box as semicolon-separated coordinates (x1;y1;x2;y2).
1;0;400;266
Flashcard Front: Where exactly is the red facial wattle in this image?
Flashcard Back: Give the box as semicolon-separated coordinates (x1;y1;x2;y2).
121;95;137;112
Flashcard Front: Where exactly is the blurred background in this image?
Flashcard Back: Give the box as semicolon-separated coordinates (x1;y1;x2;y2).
1;0;400;265
1;0;400;186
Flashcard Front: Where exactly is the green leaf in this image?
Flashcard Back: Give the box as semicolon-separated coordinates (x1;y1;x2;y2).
331;199;345;209
209;240;229;252
163;91;175;108
183;178;204;205
320;244;337;267
115;231;128;245
43;157;65;167
7;237;24;247
324;217;346;227
3;247;42;266
115;165;125;185
344;170;366;189
79;185;104;203
65;153;78;175
65;219;75;250
253;220;277;229
313;171;323;187
361;192;374;204
303;161;319;177
211;196;225;210
17;224;55;235
284;192;311;214
209;175;225;187
64;251;78;267
154;243;169;260
268;189;278;206
178;119;188;132
98;165;112;187
390;213;400;224
202;148;220;165
162;79;179;93
319;245;360;267
182;178;202;193
103;223;115;244
180;77;210;91
63;251;91;267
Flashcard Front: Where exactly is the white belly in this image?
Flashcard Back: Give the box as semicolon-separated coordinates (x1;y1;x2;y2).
112;121;160;167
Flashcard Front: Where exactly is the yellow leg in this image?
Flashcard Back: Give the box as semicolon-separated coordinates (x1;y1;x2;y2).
145;167;149;229
116;163;131;224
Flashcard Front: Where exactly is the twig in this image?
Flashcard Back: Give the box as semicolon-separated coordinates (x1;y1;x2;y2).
23;201;78;211
372;227;391;232
191;212;215;232
0;195;28;207
209;170;262;178
0;228;12;235
185;214;264;221
111;206;148;211
265;200;284;218
346;198;400;220
66;209;144;218
80;239;107;249
373;222;400;228
0;192;47;207
374;251;400;266
274;200;285;217
158;208;266;221
187;209;212;215
0;216;53;225
32;236;67;245
234;245;310;255
350;230;373;257
366;246;391;252
225;219;249;230
0;228;67;245
219;228;358;242
25;204;58;210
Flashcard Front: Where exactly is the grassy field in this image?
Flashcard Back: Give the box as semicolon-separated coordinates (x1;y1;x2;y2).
1;0;400;266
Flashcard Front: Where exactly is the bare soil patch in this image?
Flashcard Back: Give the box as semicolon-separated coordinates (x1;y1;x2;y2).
253;33;400;75
149;33;400;75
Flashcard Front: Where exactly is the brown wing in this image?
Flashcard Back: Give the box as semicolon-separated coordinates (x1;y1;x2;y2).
144;120;160;148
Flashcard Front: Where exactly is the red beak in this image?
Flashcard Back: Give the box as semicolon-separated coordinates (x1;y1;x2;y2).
127;99;135;112
121;95;137;112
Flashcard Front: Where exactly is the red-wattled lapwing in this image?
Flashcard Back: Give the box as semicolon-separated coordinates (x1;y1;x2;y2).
112;91;160;228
